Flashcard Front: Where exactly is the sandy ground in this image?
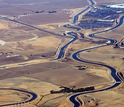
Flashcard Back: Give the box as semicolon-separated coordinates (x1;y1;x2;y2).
0;0;123;107
37;24;56;30
19;13;70;25
0;76;60;95
96;0;124;4
29;66;108;87
0;23;8;29
0;76;60;106
79;45;124;71
84;89;124;107
0;90;28;104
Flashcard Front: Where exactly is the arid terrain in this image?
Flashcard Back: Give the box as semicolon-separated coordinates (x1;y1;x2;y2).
0;0;124;107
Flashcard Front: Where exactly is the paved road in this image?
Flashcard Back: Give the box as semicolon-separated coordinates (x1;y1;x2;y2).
0;17;37;107
0;0;123;106
0;12;75;106
3;17;71;39
0;58;50;70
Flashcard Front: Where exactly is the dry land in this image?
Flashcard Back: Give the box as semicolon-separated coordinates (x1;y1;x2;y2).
0;0;123;107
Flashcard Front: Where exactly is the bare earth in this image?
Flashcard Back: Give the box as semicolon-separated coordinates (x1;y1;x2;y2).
0;0;123;107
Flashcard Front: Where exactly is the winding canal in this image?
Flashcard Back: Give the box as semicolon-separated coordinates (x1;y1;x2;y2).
56;32;78;59
0;88;37;106
1;0;123;106
56;0;124;106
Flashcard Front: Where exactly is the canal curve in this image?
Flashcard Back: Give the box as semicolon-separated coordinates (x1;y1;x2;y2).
69;82;121;107
69;50;121;107
72;0;95;24
0;88;37;106
89;0;95;5
55;32;78;59
55;0;124;106
69;14;124;107
72;5;91;24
